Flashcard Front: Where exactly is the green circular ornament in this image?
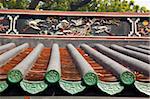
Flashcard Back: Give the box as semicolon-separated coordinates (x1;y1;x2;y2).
83;72;98;86
45;70;60;83
120;71;135;85
8;70;23;83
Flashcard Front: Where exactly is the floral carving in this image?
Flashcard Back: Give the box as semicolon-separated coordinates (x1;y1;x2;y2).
138;20;150;36
0;16;9;32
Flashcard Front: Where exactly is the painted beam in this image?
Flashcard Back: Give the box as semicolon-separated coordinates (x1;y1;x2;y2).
110;44;150;63
0;43;16;54
95;44;150;76
45;43;61;84
125;45;150;55
0;43;29;67
7;43;44;83
67;44;98;86
80;44;135;85
138;45;150;50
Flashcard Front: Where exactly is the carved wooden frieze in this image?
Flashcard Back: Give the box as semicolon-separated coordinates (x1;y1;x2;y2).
137;20;150;36
0;16;9;33
0;10;149;37
127;18;150;37
16;16;122;36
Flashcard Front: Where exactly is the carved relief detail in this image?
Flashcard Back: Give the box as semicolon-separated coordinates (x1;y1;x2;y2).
23;17;120;36
6;15;19;34
0;16;9;32
0;81;8;92
138;20;150;36
20;80;48;94
134;81;150;95
127;18;141;37
59;80;86;94
97;80;124;95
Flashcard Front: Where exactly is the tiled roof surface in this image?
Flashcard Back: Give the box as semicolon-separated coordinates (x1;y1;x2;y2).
0;37;149;96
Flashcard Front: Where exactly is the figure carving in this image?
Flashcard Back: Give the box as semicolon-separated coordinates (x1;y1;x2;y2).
22;17;120;36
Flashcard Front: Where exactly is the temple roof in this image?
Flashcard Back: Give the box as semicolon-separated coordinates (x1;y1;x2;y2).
0;35;149;96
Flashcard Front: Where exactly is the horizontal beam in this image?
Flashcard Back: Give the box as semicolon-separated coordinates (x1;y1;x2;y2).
110;44;150;63
8;43;44;83
45;43;61;83
67;44;98;86
0;34;149;40
95;44;150;76
0;9;149;17
80;44;135;85
0;43;29;67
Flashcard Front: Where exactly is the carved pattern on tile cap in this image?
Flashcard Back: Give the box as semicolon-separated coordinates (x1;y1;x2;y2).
120;71;135;85
97;80;124;95
134;81;150;95
83;71;98;86
0;81;8;93
8;69;23;83
20;80;48;94
59;80;86;95
45;70;60;83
